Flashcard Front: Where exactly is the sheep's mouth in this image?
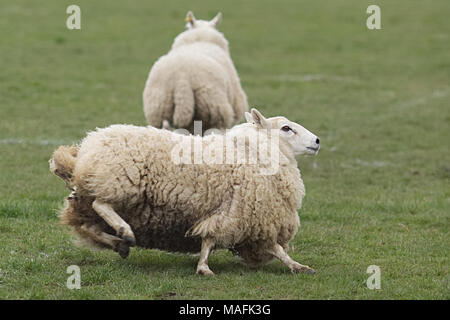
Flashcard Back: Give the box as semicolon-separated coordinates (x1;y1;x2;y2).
307;147;319;152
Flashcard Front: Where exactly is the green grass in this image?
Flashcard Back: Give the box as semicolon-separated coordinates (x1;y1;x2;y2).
0;0;449;299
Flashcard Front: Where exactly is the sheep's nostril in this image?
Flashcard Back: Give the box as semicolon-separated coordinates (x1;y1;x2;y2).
316;138;320;145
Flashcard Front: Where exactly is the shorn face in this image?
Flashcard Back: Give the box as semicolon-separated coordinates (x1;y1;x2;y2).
185;11;222;29
245;108;320;156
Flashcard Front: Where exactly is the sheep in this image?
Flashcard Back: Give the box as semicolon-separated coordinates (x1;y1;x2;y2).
143;11;248;134
49;108;320;275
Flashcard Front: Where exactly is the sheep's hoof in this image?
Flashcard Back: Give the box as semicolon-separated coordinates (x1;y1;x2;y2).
116;241;130;259
290;264;315;275
196;266;215;277
122;234;136;247
305;268;316;275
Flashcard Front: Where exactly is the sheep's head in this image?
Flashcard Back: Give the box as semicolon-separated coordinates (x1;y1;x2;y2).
172;11;228;52
245;108;320;156
185;11;222;29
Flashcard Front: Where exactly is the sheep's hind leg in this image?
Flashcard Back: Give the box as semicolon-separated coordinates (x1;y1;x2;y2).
92;199;136;251
267;244;315;274
79;224;130;258
196;238;215;276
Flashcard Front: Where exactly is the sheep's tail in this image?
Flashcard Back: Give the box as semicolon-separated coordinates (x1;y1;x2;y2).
172;79;195;129
49;145;79;189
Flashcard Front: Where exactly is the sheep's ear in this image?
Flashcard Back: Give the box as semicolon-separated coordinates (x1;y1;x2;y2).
250;108;268;128
209;12;222;27
185;11;196;28
244;112;253;123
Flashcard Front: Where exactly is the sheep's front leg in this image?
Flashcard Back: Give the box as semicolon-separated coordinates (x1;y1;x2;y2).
268;244;315;274
92;199;136;247
196;238;215;276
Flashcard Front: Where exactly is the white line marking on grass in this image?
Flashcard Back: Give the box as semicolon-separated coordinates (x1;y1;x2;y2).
340;158;389;169
265;74;358;83
355;158;387;168
396;89;449;110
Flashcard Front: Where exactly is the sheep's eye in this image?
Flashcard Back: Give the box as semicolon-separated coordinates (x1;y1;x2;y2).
281;126;291;132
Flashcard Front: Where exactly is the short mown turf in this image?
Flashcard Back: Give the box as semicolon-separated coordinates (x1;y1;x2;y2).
0;0;448;299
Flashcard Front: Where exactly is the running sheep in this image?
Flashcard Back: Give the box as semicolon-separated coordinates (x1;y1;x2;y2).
49;109;320;275
143;11;248;133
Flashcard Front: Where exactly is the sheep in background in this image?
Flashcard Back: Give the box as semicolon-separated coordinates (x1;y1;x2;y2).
49;109;320;275
143;11;248;133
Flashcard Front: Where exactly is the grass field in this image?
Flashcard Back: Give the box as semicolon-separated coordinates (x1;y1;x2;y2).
0;0;449;299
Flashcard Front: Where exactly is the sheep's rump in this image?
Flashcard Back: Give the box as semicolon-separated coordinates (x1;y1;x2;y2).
143;44;242;132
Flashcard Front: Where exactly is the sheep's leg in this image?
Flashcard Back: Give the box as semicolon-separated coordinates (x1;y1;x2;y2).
92;199;136;247
267;244;315;274
195;89;234;129
79;223;121;248
79;224;130;258
196;238;215;276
